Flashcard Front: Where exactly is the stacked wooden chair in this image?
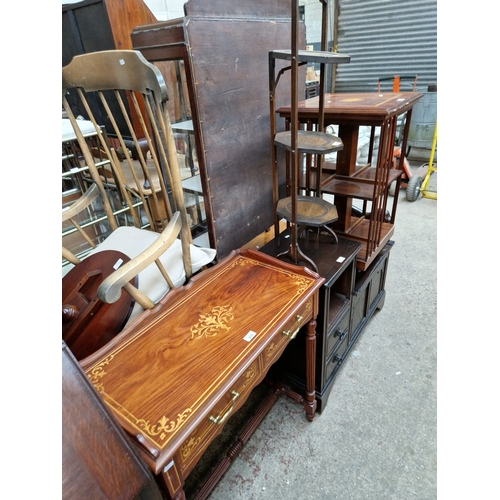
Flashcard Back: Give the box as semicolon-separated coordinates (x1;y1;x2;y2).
62;50;216;360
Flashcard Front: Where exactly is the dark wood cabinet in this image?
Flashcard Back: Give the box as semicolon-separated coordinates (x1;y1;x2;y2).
62;0;156;66
62;0;157;138
261;235;393;412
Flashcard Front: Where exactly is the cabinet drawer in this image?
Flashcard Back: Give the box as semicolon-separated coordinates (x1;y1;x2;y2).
177;359;260;475
263;299;313;370
325;334;349;382
326;311;349;358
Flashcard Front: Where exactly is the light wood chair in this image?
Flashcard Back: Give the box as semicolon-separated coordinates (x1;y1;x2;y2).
62;50;216;360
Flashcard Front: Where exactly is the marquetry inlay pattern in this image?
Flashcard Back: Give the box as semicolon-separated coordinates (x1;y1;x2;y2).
190;305;235;340
87;355;115;393
137;409;193;442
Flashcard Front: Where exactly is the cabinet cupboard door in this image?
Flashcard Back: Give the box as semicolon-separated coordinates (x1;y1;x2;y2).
367;264;385;312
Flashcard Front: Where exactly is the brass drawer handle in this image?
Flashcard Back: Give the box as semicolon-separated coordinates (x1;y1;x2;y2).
282;314;303;340
209;390;239;425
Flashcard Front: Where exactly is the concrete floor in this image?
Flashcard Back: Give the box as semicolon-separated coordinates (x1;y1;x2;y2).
185;149;437;500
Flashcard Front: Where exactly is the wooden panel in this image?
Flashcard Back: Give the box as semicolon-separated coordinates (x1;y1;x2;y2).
184;0;292;19
62;1;115;66
185;14;303;258
132;0;306;259
62;342;162;500
104;0;156;49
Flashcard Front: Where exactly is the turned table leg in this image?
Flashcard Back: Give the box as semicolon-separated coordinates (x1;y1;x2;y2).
304;317;317;421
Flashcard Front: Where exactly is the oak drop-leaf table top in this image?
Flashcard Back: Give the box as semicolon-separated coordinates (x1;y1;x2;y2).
81;248;324;500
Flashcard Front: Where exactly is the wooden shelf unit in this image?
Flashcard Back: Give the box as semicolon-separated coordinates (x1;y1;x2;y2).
269;0;350;272
277;91;423;270
322;165;401;200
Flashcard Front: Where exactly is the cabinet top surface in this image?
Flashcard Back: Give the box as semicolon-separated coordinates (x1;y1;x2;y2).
277;92;423;123
83;249;323;465
260;236;362;285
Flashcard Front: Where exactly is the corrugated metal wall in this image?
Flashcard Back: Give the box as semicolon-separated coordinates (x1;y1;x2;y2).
334;0;437;93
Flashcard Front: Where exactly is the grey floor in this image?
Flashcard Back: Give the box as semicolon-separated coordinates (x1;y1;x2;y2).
187;150;437;500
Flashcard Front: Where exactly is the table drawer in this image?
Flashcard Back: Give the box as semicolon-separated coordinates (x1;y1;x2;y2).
262;298;313;370
325;333;349;382
325;311;349;359
176;358;260;475
176;299;312;475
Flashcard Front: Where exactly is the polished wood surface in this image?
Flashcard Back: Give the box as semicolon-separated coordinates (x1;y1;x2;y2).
278;92;422;181
82;249;324;499
278;92;423;127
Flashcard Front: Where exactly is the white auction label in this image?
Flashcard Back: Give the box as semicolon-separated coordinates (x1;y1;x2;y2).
243;331;257;342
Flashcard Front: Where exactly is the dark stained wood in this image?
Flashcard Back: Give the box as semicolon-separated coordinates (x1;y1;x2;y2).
132;0;306;260
191;383;280;500
304;317;318;420
62;342;163;500
322;167;402;200
81;249;324;499
260;236;393;412
62;0;158;140
277;196;338;230
342;219;394;267
183;0;292;19
260;235;362;412
62;250;138;361
277;92;421;270
62;0;156;65
275;129;343;154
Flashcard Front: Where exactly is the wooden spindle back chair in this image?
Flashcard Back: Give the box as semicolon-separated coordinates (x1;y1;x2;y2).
62;50;216;360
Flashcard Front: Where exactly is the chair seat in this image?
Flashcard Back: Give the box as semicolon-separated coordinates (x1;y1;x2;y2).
66;226;216;324
62;118;97;142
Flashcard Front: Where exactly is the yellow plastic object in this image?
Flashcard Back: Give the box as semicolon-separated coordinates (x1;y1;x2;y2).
421;123;437;200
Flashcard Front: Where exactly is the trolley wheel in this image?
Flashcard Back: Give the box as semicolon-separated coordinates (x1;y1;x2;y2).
388;181;396;196
406;175;423;202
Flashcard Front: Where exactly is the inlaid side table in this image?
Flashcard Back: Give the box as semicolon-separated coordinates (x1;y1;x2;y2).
81;249;324;499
